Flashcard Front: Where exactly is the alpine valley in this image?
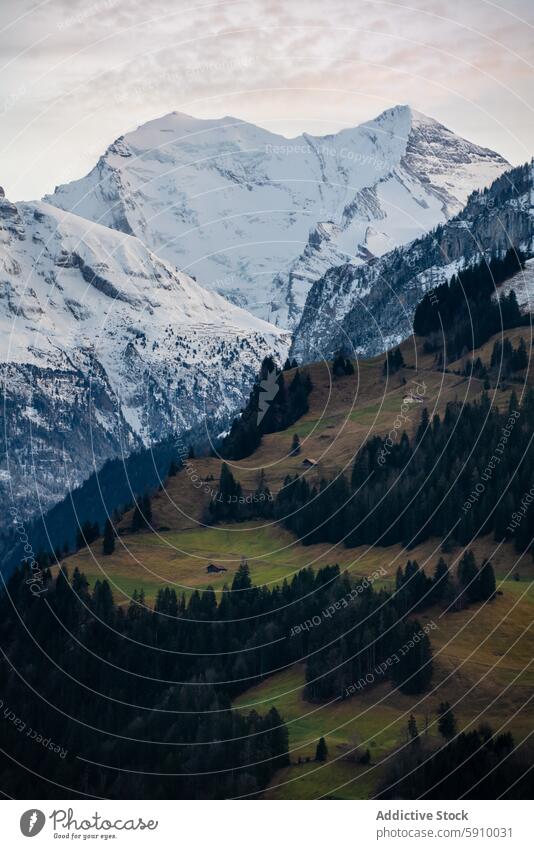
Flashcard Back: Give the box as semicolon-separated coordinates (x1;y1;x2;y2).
2;99;534;804
0;104;525;528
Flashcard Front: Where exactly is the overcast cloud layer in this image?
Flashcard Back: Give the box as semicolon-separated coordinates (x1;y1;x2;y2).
0;0;532;200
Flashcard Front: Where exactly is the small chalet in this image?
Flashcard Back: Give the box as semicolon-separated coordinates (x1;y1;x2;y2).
206;563;227;574
302;457;318;468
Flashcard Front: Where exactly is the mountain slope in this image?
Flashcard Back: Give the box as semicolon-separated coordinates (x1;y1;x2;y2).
291;160;534;361
0;195;289;523
44;106;509;328
4;326;533;801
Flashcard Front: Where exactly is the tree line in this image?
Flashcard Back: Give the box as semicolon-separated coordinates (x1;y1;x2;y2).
0;563;292;799
413;248;528;363
220;357;312;460
379;718;533;799
269;391;534;555
465;335;529;383
3;537;455;797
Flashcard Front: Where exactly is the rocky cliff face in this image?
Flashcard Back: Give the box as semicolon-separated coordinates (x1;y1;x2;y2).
1;357;139;527
45;106;509;328
291;161;534;361
0;196;289;525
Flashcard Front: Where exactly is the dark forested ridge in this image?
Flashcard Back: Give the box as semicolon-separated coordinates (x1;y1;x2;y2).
220;357;312;460
0;563;292;799
379;722;534;799
413;248;528;363
3;514;507;797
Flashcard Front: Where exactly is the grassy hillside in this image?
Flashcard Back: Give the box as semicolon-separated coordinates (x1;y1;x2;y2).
115;338;524;530
58;329;534;798
235;562;534;799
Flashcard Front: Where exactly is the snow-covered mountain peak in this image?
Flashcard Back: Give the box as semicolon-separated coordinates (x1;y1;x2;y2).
45;106;510;327
408;107;441;127
356;104;439;139
361;102;413;128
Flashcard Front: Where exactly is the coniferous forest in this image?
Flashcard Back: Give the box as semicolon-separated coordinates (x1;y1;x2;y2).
1;247;533;803
413;249;528;362
213;390;534;558
221;358;313;460
6;540;511;797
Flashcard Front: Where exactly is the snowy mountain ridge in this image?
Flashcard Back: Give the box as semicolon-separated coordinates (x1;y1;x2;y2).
291;160;534;362
0;194;289;522
45;105;509;328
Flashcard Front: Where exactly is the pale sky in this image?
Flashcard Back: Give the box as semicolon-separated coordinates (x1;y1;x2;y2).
1;0;533;201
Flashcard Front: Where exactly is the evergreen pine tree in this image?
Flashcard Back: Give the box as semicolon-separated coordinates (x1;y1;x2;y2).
102;519;115;555
232;560;252;591
490;339;502;369
131;495;151;532
315;736;328;762
72;566;89;597
131;502;143;532
416;408;430;444
142;494;152;527
92;579;114;621
508;389;519;416
512;338;528;371
458;550;480;603
391;622;433;694
437;701;457;739
210;463;243;521
76;520;99;549
290;433;301;456
432;557;449;602
479;559;496;601
408;714;419;742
